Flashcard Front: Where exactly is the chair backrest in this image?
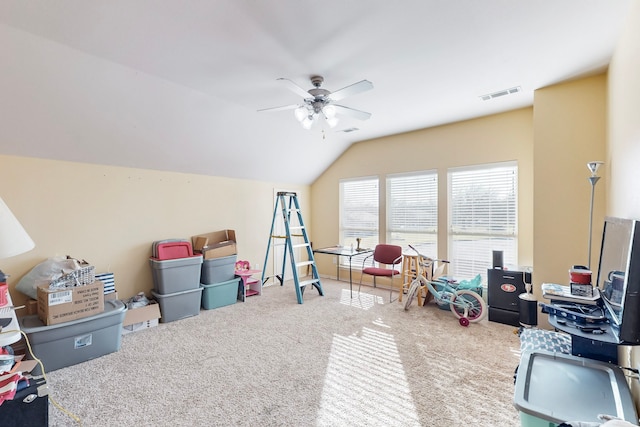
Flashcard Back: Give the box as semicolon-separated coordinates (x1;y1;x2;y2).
373;244;402;265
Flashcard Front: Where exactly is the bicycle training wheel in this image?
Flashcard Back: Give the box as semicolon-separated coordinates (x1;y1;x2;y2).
449;290;487;323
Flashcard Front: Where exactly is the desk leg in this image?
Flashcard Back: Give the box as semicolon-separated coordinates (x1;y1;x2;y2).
349;257;353;298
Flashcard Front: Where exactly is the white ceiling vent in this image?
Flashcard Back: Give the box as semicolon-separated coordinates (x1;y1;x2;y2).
480;86;521;101
339;127;360;133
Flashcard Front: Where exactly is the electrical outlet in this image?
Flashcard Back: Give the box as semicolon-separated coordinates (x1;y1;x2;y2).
255;263;260;270
332;256;337;264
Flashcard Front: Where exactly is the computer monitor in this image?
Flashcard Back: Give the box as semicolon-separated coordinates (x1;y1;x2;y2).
597;216;640;344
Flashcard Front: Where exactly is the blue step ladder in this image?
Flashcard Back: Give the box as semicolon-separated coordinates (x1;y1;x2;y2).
261;192;323;304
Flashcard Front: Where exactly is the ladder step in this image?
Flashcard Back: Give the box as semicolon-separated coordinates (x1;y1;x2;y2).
296;260;314;268
298;279;320;288
292;243;310;249
288;225;304;230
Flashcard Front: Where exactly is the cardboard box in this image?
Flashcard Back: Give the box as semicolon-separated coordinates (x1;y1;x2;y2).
37;281;105;326
192;229;237;260
122;302;161;335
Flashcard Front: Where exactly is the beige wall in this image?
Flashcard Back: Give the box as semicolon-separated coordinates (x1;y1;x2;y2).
1;155;309;308
310;108;535;279
608;1;640;409
531;74;607;329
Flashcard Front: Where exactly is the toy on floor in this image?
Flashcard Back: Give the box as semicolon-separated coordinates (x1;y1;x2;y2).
404;245;487;326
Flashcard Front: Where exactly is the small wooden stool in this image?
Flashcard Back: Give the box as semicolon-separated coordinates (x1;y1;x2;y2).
399;253;422;303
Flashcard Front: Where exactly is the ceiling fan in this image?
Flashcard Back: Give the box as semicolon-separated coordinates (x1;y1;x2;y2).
258;75;373;129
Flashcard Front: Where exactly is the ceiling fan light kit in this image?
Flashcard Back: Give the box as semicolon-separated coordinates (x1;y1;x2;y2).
259;75;373;130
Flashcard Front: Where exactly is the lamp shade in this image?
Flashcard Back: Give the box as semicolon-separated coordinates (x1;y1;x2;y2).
0;196;35;259
587;161;604;176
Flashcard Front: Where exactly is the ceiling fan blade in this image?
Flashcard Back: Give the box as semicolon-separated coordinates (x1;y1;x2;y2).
333;105;372;121
277;78;311;99
329;80;373;101
257;104;300;113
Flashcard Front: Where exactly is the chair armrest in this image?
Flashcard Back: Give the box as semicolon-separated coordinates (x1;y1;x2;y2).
361;253;374;269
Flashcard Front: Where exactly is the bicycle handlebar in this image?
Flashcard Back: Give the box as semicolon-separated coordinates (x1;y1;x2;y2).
408;245;450;264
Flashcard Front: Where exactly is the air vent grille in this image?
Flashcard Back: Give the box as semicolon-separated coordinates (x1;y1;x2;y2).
340;127;360;133
480;86;521;101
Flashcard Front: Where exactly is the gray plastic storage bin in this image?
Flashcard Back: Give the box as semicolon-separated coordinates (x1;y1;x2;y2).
514;350;637;426
149;255;203;293
152;287;202;323
19;299;126;374
200;255;237;284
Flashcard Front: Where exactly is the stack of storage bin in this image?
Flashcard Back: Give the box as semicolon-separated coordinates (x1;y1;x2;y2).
149;239;203;323
200;254;240;309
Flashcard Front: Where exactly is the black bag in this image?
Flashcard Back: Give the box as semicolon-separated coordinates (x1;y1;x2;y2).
0;376;48;427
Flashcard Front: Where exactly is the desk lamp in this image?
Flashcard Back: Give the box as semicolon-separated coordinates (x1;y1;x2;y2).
0;195;35;304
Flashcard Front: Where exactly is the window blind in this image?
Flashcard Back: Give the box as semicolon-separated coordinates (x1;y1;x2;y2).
339;177;379;267
448;162;518;280
386;171;438;256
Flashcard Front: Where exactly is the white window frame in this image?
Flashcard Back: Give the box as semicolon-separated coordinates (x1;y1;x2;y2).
448;162;518;280
386;170;438;256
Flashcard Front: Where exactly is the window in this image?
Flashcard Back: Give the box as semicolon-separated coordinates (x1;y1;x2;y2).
386;171;438;256
339;177;379;266
448;162;517;280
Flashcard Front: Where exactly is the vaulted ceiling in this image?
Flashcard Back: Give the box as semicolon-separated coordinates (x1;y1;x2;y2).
0;1;633;184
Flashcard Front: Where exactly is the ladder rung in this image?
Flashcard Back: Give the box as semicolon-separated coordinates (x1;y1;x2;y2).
289;226;304;230
296;261;314;268
298;279;320;288
292;243;310;249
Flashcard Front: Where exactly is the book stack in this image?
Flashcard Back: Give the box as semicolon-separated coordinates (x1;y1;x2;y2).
96;272;116;296
541;283;600;305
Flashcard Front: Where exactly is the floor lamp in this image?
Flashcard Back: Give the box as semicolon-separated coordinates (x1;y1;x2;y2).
587;161;604;269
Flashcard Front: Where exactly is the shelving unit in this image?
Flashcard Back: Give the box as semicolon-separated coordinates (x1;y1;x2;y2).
236;269;262;301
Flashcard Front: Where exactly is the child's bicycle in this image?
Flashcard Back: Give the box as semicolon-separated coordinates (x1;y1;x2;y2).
404;245;487;326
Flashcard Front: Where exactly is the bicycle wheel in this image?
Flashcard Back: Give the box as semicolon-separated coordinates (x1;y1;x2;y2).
404;279;421;311
449;290;487;323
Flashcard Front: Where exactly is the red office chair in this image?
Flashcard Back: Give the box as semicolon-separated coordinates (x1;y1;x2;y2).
358;244;403;302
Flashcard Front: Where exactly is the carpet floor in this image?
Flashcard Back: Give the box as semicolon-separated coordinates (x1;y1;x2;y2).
43;278;523;426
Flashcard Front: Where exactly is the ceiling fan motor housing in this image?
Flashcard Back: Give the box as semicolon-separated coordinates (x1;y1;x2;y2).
310;75;324;87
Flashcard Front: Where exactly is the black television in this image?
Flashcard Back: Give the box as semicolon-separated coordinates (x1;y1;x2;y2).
597;216;640;344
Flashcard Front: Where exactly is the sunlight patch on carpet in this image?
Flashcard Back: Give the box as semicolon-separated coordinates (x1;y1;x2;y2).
340;289;385;310
317;327;421;426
